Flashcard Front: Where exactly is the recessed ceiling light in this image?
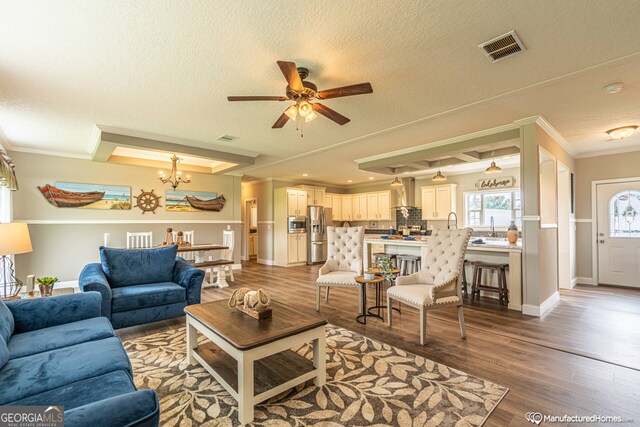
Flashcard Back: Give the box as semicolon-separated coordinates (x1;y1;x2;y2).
603;82;624;94
302;173;308;177
347;180;353;183
607;126;638;140
369;177;375;180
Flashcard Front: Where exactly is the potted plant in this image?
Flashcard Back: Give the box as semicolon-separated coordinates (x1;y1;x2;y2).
37;277;59;297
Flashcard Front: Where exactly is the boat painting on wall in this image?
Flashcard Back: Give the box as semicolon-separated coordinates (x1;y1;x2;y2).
38;182;131;209
165;190;226;212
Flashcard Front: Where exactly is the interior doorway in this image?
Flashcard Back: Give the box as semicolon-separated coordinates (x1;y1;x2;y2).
245;199;258;260
595;179;640;287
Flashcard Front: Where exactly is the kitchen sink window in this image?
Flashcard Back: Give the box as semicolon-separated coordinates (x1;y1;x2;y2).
465;190;521;229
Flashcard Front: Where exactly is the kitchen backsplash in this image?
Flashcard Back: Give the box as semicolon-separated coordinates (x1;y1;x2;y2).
395;208;428;229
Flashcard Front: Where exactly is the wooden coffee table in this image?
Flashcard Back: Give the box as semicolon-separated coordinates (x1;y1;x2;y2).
184;300;328;425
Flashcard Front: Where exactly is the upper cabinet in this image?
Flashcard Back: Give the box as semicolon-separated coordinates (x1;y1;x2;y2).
421;184;457;220
352;194;368;221
287;189;308;216
367;191;392;221
341;195;353;221
296;185;325;207
330;194;342;221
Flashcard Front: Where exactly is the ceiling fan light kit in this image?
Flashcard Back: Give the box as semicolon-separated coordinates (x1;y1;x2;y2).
228;60;373;136
607;125;638;140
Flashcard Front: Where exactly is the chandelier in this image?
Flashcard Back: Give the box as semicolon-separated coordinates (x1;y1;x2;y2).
158;155;191;190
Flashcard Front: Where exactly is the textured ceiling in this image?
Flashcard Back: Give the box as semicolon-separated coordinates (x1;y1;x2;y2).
1;0;640;185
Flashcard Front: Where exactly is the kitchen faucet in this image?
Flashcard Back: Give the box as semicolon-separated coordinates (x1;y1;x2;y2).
488;216;496;237
447;212;457;230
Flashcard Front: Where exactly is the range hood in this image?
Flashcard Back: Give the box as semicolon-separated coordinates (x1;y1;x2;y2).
392;177;416;208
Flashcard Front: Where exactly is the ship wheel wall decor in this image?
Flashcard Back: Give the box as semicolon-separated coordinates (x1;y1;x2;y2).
134;189;162;214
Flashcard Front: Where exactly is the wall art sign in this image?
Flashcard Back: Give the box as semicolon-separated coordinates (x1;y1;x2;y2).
165;190;226;212
475;176;515;190
38;182;131;209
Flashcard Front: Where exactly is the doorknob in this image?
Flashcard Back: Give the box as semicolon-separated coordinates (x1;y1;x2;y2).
599;239;605;244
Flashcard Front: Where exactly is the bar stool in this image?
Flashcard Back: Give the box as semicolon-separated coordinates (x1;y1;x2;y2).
398;255;421;276
372;253;397;268
471;261;509;305
462;260;469;297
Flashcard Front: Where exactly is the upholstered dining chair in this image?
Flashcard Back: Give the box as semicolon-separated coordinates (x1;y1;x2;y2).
387;228;473;345
316;226;364;314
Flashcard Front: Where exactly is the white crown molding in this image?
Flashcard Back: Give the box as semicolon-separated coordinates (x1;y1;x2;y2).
0;126;11;150
515;116;577;158
575;144;640;159
15;219;242;225
355;122;520;164
7;145;92;160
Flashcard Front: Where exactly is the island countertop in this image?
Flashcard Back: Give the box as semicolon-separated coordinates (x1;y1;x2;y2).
364;236;522;253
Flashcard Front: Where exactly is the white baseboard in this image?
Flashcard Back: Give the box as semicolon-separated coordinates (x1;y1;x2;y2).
522;292;560;317
576;276;595;285
257;258;274;266
232;263;242;270
570;277;578;289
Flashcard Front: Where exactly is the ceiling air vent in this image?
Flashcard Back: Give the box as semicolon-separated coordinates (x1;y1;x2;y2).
216;134;238;142
478;30;526;62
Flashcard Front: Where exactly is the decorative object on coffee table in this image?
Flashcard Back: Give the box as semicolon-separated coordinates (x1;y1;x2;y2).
36;276;59;297
134;188;162;214
228;287;272;319
0;222;33;299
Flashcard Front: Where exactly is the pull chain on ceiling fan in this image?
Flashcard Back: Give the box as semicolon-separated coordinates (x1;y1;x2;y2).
228;60;373;136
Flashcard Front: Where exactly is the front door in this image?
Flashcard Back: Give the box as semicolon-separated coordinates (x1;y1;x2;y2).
597;181;640;287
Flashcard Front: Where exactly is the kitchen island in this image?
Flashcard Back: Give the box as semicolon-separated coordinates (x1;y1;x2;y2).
364;236;522;311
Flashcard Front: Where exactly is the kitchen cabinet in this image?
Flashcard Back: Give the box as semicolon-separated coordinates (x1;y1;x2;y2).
287;189;308;216
287;233;307;263
341;195;353;221
248;234;257;257
324;193;332;208
307;188;325;206
331;195;342;220
352;194;368;221
367;191;392;220
421;184;456;220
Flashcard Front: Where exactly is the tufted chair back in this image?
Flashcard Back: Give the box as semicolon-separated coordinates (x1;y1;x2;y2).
324;226;364;274
416;228;472;286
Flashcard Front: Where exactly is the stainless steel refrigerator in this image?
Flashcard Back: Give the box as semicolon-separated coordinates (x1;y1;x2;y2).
307;206;331;264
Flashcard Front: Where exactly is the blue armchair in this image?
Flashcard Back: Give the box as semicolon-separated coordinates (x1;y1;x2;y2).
79;245;204;329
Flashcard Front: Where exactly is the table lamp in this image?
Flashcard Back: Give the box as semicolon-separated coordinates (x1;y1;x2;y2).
0;222;33;298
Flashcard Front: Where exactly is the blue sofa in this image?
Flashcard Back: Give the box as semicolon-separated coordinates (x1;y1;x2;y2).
0;292;159;427
79;245;205;329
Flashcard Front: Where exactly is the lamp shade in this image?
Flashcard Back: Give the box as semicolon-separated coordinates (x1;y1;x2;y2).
0;223;33;255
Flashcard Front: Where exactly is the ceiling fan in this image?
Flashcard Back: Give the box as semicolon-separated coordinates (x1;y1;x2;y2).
227;60;373;129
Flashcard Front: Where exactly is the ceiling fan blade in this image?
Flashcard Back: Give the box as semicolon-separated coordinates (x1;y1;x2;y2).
272;111;290;128
227;96;289;101
317;82;373;99
312;103;350;125
277;61;303;92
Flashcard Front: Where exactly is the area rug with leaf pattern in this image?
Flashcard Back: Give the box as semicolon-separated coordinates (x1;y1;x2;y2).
123;325;508;427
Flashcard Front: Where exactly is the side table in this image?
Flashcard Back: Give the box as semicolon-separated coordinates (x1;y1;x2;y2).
355;275;385;324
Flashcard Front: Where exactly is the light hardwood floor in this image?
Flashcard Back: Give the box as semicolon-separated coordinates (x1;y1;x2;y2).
118;261;640;426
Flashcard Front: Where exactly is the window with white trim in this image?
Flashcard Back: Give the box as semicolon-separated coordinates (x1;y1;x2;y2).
464;190;521;228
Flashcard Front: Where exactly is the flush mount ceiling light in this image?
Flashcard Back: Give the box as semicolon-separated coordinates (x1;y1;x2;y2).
390;176;403;187
607;126;638;140
603;82;624;94
485;151;503;174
